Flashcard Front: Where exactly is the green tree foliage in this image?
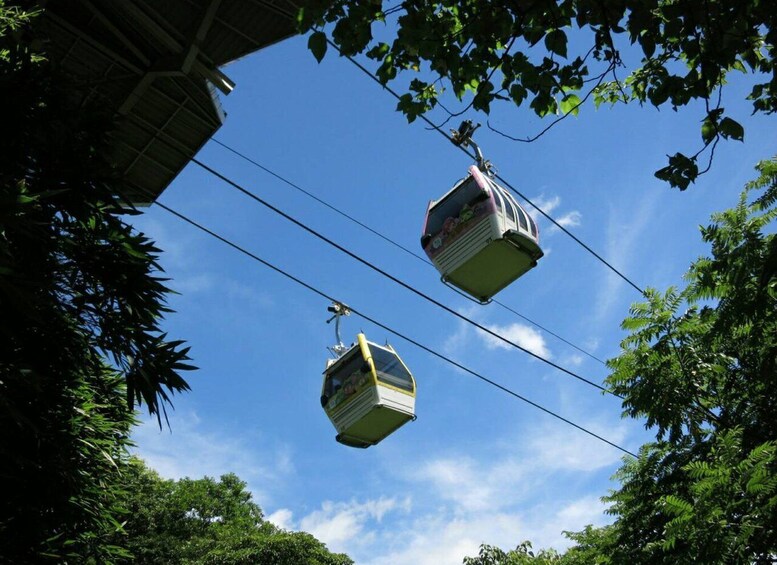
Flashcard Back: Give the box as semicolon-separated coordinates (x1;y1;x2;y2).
0;366;137;563
601;156;777;563
462;158;776;563
556;525;614;565
300;0;775;188
116;460;353;565
463;541;561;564
461;529;619;565
1;2;193;561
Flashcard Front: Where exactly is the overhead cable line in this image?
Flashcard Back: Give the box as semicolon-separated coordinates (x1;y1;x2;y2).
191;157;618;397
211;137;606;365
317;31;736;426
331;44;646;296
323;32;732;441
147;195;636;458
495;173;644;294
115;90;612;388
255;1;644;294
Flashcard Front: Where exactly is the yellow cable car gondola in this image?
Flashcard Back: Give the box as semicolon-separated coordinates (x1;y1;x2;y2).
420;121;544;303
321;303;416;448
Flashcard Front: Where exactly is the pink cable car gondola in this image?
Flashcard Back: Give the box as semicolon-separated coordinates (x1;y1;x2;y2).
420;123;543;303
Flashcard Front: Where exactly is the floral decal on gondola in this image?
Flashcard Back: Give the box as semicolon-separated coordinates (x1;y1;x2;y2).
428;200;492;258
328;369;370;410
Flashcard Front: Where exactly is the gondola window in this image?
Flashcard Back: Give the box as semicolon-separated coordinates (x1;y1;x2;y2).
369;345;413;392
426;178;483;236
324;353;364;398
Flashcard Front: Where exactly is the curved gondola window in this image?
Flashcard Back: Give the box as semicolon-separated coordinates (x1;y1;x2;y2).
369;344;413;392
529;214;538;238
516;206;529;231
492;187;504;213
426;177;484;236
324;351;365;398
503;192;517;225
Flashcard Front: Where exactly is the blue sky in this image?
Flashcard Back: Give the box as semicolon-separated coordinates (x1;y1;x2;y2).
130;30;775;564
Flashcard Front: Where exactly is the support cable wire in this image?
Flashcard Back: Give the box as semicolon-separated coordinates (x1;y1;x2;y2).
211;137;606;365
306;16;746;438
305;21;732;430
321;35;744;424
325;37;647;296
147;195;637;458
255;0;644;295
191;157;618;397
324;34;735;448
113;88;613;393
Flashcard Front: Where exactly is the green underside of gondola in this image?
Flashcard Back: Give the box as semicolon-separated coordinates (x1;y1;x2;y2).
445;236;542;302
337;406;413;448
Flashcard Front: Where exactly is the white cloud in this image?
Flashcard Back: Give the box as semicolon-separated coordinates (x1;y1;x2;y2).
560;353;585;368
132;411;293;506
170;273;273;310
296;497;412;554
594;191;660;325
267;508;294;530
441;305;481;359
584;337;600;352
478;322;552;359
258;416;628;564
361;512;526;565
371;455;615;563
131;216;194;271
131;217;274;311
557;210;582;228
557;495;608;524
221;279;275;310
415;457;520;512
295;492;612;565
442;319;469;357
407;421;626;516
173;273;216;293
517;496;611;551
543;210;583;234
530;195;561;217
528;195;582;238
526;421;629;472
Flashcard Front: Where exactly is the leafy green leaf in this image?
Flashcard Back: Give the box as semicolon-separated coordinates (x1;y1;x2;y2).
545;29;567;58
719;117;744;141
639;33;656;58
655;152;699;190
366;42;389;60
701;119;717;145
560;93;581;115
308;31;327;63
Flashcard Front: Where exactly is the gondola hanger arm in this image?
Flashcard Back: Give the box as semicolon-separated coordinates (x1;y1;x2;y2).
326;301;351;358
451;120;492;175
